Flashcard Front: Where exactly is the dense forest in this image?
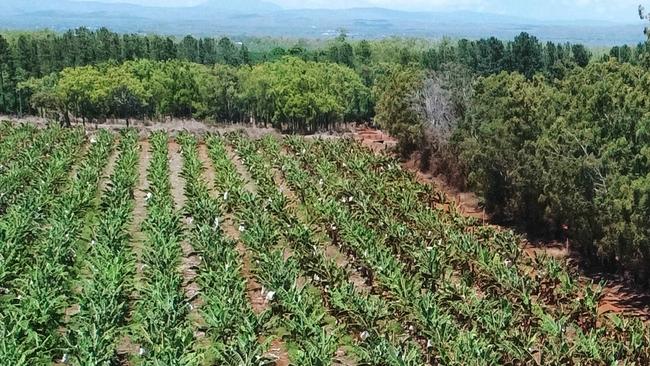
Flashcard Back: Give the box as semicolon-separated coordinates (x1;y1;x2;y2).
0;28;608;123
2;26;650;285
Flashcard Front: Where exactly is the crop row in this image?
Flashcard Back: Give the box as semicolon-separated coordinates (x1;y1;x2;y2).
179;133;269;365
233;134;435;365
0;123;37;165
129;131;197;365
278;136;650;364
0;125;79;214
65;129;140;365
228;132;350;365
0;126;84;290
0;130;114;365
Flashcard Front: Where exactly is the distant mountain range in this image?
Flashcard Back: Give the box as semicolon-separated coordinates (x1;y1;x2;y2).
0;0;645;45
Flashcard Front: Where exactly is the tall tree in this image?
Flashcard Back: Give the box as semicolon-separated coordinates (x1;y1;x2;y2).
0;35;10;112
508;32;543;79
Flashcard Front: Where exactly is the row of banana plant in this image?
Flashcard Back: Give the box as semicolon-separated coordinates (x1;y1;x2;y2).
178;133;269;365
0;126;84;289
0;123;37;165
0;125;77;214
280;136;650;364
235;133;430;365
302;138;650;356
284;137;547;363
229;132;371;365
130;131;198;365
65;129;140;365
262;136;510;364
0;130;115;365
266;137;508;364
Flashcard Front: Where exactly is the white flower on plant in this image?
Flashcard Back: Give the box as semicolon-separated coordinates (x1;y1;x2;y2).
360;331;370;341
301;148;306;155
61;353;69;364
213;217;220;229
223;191;229;201
91;240;96;246
90;136;97;144
408;325;415;331
348;196;353;202
265;291;276;301
318;179;324;186
138;347;146;356
238;224;245;232
186;217;194;225
313;274;321;281
145;192;153;201
427;339;433;348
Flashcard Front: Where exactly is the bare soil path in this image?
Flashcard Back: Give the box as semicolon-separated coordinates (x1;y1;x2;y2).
98;143;120;194
116;139;152;364
223;143;290;366
131;139;151;288
168;140;206;339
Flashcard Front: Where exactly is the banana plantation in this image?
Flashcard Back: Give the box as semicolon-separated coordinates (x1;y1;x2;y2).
0;121;649;366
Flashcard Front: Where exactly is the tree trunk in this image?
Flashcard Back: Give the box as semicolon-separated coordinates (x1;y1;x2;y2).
0;70;5;112
64;109;71;128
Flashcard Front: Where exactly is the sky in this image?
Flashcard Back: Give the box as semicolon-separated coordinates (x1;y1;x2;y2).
80;0;646;22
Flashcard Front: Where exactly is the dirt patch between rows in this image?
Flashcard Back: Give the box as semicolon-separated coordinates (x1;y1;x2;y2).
224;143;290;366
98;143;120;194
225;144;258;194
2;114;282;140
168;139;206;339
131;139;151;286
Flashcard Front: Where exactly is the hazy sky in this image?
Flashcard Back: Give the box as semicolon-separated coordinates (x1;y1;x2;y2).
81;0;645;22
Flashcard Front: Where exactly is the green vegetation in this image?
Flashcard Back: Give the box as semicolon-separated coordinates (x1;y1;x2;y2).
1;27;606;122
18;57;370;133
0;123;648;364
453;61;650;286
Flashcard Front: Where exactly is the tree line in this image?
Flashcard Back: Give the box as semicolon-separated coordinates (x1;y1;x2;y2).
454;62;650;286
0;27;607;116
19;57;370;133
375;52;650;287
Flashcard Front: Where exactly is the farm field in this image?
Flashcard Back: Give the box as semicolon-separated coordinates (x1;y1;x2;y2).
1;122;649;366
